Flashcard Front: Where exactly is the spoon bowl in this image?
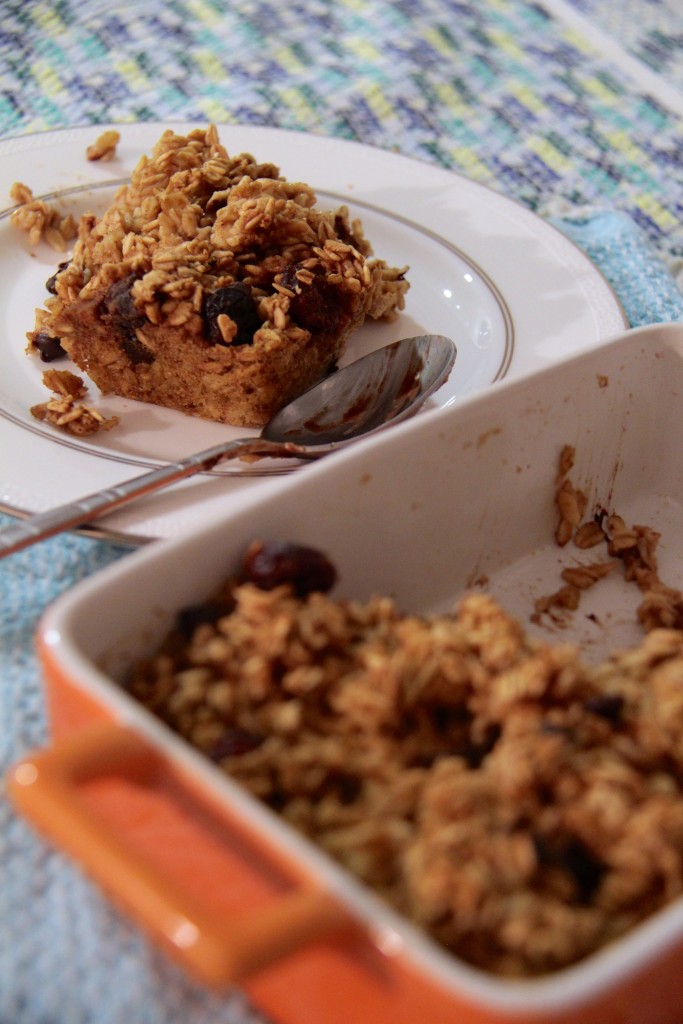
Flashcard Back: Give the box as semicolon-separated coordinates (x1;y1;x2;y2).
266;332;456;450
0;334;456;557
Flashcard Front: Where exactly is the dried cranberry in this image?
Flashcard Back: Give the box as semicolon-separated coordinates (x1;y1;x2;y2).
210;727;263;761
279;263;352;336
202;283;260;346
46;259;71;294
242;541;337;596
33;331;65;362
101;274;154;364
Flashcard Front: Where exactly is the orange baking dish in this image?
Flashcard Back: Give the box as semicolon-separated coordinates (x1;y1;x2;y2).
9;322;683;1023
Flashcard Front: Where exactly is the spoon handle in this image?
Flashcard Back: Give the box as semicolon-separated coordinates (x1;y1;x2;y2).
0;437;305;558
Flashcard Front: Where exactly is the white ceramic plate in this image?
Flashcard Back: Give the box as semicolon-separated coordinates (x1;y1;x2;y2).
0;122;626;544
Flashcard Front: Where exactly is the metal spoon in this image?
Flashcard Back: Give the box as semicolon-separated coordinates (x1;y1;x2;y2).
0;334;455;558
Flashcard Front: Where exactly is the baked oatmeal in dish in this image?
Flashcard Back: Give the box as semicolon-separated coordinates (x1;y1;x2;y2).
127;541;683;979
26;126;408;427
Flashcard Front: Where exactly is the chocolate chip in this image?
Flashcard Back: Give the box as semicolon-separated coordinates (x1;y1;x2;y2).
562;838;605;902
328;771;362;805
210;727;264;760
176;598;236;639
411;716;499;769
533;834;605;903
121;335;155;365
102;273;146;326
100;274;154;364
279;263;353;335
202;282;260;345
464;725;501;767
242;541;337;596
430;705;467;734
33;331;65;362
584;694;624;723
333;213;355;245
46;259;71;294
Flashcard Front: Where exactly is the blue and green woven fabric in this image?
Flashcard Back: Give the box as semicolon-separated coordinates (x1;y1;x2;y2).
3;3;683;1023
2;0;683;275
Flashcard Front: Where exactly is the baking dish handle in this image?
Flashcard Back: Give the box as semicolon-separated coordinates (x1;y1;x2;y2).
7;721;356;988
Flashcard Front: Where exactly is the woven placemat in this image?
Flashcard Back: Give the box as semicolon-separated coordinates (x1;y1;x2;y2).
2;0;683;269
3;2;683;1022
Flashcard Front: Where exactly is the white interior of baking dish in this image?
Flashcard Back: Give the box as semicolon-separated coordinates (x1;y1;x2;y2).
40;321;683;1014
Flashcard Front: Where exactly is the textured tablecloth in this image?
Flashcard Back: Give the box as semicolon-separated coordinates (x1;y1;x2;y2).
3;2;683;1022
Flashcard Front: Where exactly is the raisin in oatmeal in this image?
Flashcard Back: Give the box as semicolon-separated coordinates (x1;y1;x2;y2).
127;540;683;978
24;125;408;427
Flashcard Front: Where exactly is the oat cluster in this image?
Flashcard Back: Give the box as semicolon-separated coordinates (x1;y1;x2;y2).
128;573;683;978
10;181;77;253
30;369;119;435
85;129;120;162
48;125;402;335
535;445;683;630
